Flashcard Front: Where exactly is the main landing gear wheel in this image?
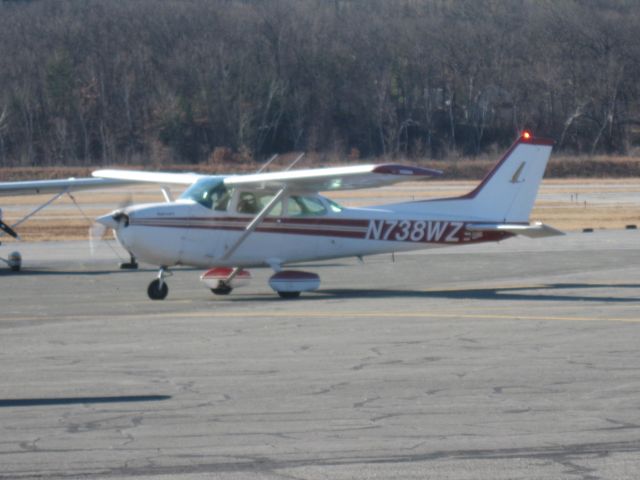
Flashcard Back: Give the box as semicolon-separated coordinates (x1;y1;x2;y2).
147;279;168;300
268;271;318;299
148;267;171;300
277;291;301;299
211;282;233;295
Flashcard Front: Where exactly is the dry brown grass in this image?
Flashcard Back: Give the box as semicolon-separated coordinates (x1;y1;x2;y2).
531;204;640;231
424;156;640;179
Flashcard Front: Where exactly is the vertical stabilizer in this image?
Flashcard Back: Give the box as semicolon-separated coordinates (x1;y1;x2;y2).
388;132;555;223
459;132;554;222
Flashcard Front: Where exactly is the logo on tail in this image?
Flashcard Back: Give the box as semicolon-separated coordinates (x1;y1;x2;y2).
510;162;526;184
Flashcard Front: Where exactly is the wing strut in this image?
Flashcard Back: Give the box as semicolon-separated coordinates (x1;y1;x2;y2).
0;188;70;239
255;154;279;174
220;188;288;262
160;186;173;202
0;219;18;239
284;153;305;171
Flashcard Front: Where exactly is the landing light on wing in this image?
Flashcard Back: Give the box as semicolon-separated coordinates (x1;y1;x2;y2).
522;130;532;140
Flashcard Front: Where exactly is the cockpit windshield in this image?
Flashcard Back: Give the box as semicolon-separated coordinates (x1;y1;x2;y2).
179;177;230;210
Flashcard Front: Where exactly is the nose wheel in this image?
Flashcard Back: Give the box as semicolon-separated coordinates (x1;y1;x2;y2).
119;253;139;270
147;267;170;300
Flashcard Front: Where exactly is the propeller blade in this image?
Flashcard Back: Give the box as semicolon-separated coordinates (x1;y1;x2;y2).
88;222;108;257
89;193;130;257
0;220;19;239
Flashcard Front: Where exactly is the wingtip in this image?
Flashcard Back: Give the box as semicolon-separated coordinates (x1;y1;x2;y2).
372;164;443;177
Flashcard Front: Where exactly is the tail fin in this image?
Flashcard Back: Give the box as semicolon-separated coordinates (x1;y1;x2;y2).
383;132;554;223
457;132;554;222
395;132;554;223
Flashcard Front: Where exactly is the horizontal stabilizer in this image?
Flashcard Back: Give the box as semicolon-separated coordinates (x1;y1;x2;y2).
467;222;564;238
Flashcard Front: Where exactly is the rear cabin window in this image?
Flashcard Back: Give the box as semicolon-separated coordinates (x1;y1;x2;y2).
236;191;283;216
326;198;343;213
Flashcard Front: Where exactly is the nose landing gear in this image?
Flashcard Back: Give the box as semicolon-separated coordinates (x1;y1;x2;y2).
147;267;170;300
119;253;139;270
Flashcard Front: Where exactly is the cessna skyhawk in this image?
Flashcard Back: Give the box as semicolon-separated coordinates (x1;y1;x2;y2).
95;132;562;300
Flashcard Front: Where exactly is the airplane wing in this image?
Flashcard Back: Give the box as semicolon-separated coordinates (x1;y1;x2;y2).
0;177;133;196
223;164;441;191
93;164;442;192
0;176;145;243
92;169;204;186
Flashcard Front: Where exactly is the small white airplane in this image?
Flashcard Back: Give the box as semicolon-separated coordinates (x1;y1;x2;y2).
94;131;562;300
0;177;130;271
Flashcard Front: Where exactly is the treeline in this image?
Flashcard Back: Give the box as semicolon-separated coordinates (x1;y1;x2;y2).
1;0;640;167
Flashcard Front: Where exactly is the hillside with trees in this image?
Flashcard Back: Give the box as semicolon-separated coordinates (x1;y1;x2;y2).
1;0;639;167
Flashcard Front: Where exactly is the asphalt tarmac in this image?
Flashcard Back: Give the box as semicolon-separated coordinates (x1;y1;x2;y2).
2;230;640;479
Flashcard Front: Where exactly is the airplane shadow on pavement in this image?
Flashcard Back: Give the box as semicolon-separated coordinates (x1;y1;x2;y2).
0;267;194;276
0;395;171;408
288;283;640;303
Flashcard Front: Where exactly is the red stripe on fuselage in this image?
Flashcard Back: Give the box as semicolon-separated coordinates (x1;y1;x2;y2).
128;216;511;244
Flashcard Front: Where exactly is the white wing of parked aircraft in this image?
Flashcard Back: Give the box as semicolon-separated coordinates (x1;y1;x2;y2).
93;131;563;301
0;177;130;196
94;163;443;192
0;177;132;271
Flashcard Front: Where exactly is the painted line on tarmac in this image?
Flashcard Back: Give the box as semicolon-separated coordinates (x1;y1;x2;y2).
3;310;639;325
5;301;640;327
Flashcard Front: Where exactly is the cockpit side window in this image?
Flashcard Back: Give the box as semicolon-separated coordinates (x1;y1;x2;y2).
213;187;232;211
179;178;231;211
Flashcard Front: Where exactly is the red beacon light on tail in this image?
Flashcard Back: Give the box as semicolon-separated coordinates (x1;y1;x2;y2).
520;130;555;146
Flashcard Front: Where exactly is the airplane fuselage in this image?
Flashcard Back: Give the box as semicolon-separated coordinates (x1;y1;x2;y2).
113;199;510;268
